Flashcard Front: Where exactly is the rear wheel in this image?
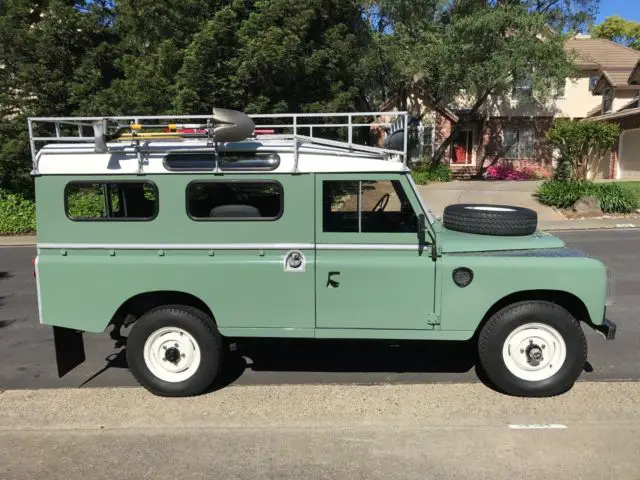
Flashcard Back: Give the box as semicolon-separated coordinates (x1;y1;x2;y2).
477;301;587;397
127;305;223;397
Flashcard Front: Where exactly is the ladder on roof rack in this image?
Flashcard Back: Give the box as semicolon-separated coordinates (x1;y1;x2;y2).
27;109;409;174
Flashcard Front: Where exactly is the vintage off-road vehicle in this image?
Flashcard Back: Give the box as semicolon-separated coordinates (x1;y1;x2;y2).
28;109;616;397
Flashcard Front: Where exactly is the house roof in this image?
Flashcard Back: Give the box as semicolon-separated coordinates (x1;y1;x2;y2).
565;37;640;94
565;38;640;68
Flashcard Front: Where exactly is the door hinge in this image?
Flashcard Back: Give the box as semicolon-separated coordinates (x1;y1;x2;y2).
426;313;440;326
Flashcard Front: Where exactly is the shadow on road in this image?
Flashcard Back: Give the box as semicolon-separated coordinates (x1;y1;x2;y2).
81;337;485;391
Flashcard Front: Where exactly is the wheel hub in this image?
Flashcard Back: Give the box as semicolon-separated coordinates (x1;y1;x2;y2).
502;323;567;382
164;346;181;365
525;343;544;367
143;327;202;383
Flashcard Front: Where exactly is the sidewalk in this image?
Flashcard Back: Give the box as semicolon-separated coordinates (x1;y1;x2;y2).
1;382;639;480
418;180;640;231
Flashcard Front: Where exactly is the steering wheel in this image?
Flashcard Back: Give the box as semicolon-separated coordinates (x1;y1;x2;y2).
372;193;390;213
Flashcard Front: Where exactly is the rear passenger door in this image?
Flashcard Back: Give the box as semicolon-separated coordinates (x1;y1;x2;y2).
314;173;437;332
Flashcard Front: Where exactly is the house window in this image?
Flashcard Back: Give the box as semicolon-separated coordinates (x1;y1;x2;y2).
419;125;434;160
513;76;533;96
589;76;600;91
65;182;158;221
186;181;283;220
603;87;614;113
322;180;418;233
502;126;534;159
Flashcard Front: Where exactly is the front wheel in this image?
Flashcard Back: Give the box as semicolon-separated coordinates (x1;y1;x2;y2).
477;301;587;397
127;305;223;397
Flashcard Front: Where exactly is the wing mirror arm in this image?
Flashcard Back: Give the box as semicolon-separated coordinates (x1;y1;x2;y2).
418;213;438;260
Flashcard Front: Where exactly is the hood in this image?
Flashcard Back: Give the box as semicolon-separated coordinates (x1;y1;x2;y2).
439;227;565;254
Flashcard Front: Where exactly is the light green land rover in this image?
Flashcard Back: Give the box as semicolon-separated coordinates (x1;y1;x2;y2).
28;109;616;398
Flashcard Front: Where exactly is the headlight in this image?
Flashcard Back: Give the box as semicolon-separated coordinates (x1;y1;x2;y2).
606;267;615;306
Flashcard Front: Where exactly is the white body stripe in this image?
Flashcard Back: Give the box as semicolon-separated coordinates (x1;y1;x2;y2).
37;243;418;251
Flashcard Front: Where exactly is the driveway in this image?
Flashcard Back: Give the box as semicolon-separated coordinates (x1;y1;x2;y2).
417;180;564;221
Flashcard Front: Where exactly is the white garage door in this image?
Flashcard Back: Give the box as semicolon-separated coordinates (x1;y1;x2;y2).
619;129;640;179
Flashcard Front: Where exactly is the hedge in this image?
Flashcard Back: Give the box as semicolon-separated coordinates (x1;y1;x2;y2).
0;190;36;234
536;180;639;214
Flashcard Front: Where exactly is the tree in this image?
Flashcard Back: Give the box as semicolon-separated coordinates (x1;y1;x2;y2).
592;16;640;50
370;0;577;163
546;119;620;180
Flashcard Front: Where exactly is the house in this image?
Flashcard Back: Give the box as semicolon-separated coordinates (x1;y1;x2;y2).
379;34;640;179
583;43;640;179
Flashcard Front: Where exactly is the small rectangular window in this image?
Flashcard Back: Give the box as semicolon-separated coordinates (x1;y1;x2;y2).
164;152;280;171
323;180;418;233
187;181;283;221
65;182;158;221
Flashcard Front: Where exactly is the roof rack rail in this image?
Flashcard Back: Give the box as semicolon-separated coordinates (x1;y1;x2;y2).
27;109;409;174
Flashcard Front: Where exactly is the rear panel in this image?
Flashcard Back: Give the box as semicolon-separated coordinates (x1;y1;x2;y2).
35;173;316;334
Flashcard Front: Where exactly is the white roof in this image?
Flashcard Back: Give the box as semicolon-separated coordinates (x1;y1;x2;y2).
36;138;408;175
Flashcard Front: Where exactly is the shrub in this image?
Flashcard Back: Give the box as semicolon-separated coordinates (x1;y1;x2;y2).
411;162;452;184
547;120;619;180
0;190;36;234
536;180;639;213
485;164;536;180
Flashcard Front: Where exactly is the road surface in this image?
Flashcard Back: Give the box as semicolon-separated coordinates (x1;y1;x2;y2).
1;230;638;390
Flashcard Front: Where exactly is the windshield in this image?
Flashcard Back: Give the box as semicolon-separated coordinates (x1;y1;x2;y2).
406;173;436;224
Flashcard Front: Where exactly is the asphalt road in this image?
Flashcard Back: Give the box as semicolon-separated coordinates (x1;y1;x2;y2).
1;229;638;390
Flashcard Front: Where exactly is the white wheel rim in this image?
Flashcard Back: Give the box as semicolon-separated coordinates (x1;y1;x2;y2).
465;206;515;212
143;327;201;383
502;323;567;382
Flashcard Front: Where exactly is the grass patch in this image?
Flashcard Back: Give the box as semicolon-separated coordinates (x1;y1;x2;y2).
615;181;640;202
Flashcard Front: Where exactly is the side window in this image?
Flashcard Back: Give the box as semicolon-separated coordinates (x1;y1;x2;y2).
323;180;418;233
187;181;283;220
65;182;158;221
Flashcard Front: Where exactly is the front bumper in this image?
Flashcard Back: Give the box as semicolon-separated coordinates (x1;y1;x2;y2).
595;318;617;340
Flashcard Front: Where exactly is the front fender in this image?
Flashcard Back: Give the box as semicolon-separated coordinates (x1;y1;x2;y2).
438;248;608;337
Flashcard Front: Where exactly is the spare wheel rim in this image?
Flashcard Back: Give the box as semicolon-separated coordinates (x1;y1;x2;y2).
501;323;567;382
143;327;201;382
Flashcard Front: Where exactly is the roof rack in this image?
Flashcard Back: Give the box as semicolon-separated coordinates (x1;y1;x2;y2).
27;109;409;174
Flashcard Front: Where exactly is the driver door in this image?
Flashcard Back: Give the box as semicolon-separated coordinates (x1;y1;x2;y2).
314;173;437;331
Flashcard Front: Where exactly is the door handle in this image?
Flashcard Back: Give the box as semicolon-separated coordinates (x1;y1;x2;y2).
327;271;340;288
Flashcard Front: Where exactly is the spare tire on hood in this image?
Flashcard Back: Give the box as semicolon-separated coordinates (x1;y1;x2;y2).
443;203;537;236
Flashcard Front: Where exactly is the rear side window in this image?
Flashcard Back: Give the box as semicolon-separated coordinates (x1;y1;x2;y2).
186;181;283;221
65;182;158;221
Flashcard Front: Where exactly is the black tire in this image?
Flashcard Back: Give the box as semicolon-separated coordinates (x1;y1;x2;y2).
477;301;587;397
126;305;223;397
443;203;537;236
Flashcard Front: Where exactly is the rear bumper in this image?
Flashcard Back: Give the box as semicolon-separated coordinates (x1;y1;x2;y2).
595;318;617;340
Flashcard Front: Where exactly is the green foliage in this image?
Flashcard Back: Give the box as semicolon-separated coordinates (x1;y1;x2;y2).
536;180;639;213
410;162;451;184
66;189;107;219
0;190;36;234
592;16;640;50
547;120;620;180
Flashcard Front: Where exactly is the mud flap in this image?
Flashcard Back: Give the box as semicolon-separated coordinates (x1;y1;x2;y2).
53;327;86;377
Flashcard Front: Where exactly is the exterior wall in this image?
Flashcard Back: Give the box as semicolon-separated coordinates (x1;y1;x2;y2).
554;73;602;118
612;90;639;113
